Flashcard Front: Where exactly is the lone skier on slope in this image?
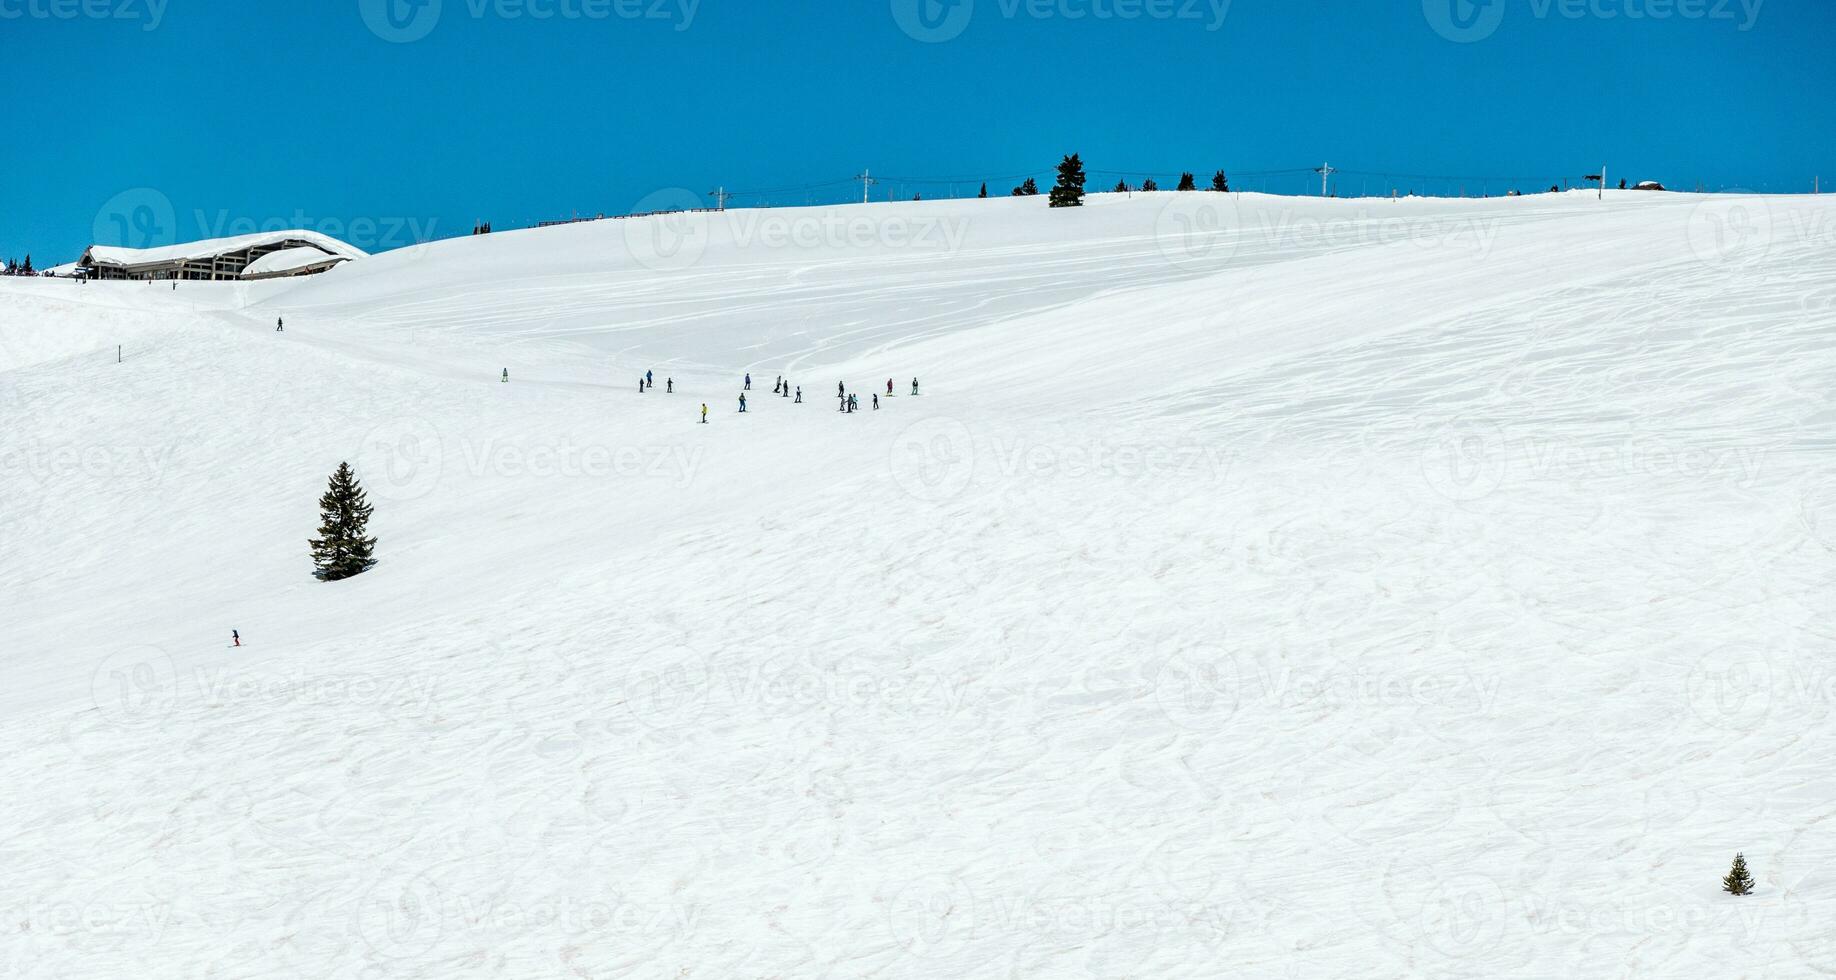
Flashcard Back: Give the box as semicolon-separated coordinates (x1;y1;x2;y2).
745;373;752;391
739;392;747;413
911;378;919;395
667;378;673;393
872;393;879;410
276;318;284;332
701;403;708;424
887;378;893;395
794;386;802;403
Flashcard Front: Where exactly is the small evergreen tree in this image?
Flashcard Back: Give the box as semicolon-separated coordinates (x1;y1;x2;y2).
1177;172;1197;191
1723;853;1754;896
309;462;378;581
1010;178;1039;197
20;254;32;275
1141;178;1158;192
1618;178;1628;190
1113;179;1130;193
1211;170;1229;192
1048;153;1086;208
978;182;988;199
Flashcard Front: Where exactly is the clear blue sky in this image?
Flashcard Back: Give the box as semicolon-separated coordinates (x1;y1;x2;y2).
2;0;1832;261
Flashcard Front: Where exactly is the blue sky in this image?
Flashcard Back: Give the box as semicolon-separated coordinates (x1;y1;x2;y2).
2;0;1831;261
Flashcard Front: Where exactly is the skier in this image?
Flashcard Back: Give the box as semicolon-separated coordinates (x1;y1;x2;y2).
794;386;802;403
232;629;240;647
887;378;893;396
502;369;509;383
667;377;673;393
911;378;919;395
700;403;708;424
781;381;788;398
872;393;879;410
839;393;847;412
838;381;845;398
277;317;284;332
646;369;654;388
639;377;645;393
739;392;748;413
745;373;752;391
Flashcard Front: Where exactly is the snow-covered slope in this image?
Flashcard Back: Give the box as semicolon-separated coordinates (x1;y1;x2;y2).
3;190;1834;978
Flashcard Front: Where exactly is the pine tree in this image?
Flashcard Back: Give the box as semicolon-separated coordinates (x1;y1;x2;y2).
1723;853;1754;896
20;254;32;275
309;462;378;581
1113;179;1130;193
1211;170;1229;192
1141;178;1158;192
1048;153;1087;208
1010;178;1039;197
978;182;988;198
1177;172;1197;191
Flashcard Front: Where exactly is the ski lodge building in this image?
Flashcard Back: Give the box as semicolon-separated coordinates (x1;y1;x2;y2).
76;230;367;281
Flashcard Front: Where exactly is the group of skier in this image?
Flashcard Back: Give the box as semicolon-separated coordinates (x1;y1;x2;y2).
498;364;918;423
700;374;920;420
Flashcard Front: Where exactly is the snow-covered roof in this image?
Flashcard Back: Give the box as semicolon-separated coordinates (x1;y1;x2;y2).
83;230;369;269
45;261;81;276
241;246;353;278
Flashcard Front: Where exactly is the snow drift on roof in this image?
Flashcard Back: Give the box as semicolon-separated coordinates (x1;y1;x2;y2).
241;246;353;278
84;230;369;268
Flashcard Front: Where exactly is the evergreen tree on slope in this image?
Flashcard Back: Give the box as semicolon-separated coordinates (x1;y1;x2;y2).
1049;154;1087;208
1723;854;1754;896
309;462;378;581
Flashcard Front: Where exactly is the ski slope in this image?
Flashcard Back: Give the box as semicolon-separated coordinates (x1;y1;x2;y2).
3;189;1834;978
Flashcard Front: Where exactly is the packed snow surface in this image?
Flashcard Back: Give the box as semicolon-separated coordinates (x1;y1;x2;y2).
2;190;1834;978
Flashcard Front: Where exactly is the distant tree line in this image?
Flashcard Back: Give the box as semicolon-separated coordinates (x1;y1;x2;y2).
2;255;37;275
1000;156;1235;209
